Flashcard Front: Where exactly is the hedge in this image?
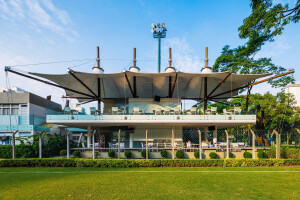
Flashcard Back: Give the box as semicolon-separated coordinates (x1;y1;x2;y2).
0;158;299;168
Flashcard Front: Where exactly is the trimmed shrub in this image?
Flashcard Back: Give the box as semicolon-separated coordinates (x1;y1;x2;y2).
257;150;268;159
125;150;131;159
72;150;80;158
194;151;200;158
229;152;234;158
60;150;67;156
209;152;218;159
244;152;252;158
160;150;168;158
108;150;115;158
1;158;299;168
286;148;300;159
94;151;99;158
141;150;146;158
176;150;184;159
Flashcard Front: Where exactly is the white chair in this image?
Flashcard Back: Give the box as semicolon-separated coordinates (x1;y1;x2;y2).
112;107;119;115
119;143;125;150
154;108;161;115
201;143;208;148
234;107;241;115
173;108;180;115
133;107;140;115
223;108;232;115
211;107;217;115
190;107;197;115
163;107;170;115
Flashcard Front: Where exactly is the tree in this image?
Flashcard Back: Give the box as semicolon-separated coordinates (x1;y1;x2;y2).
212;0;297;109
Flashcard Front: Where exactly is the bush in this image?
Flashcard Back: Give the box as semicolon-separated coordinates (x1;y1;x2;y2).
194;151;200;158
286;148;300;159
176;150;184;159
125;150;131;159
160;150;168;158
209;152;218;159
94;151;99;158
108;150;115;158
244;152;252;158
72;150;80;158
1;158;299;168
60;150;67;156
257;150;268;159
229;152;234;158
141;150;146;158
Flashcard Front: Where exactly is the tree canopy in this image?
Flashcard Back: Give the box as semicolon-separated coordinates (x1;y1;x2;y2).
212;0;298;89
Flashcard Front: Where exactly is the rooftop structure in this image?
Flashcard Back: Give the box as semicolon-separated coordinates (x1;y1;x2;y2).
285;84;300;107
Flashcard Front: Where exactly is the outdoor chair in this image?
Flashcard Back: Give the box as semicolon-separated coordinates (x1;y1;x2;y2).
119;143;125;150
190;107;197;115
81;143;86;152
90;107;97;115
112;107;119;115
172;108;180;115
163;107;170;115
133;107;141;115
154;108;161;115
223;108;232;115
141;142;146;150
234;107;241;115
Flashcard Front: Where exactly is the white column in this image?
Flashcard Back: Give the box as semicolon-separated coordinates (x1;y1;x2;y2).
38;131;44;159
118;129;121;159
213;126;218;144
172;127;175;159
12;131;18;159
67;131;71;159
250;128;256;159
87;126;91;148
92;130;96;159
146;130;148;159
198;129;202;159
129;133;134;148
225;130;229;159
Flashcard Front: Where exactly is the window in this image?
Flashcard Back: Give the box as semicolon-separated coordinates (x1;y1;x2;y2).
3;108;10;115
72;136;80;141
11;105;19;115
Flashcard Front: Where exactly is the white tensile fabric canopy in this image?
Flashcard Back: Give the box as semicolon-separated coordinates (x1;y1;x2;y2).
30;71;271;102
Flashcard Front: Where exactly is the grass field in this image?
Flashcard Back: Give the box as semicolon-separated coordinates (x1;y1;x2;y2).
0;167;300;200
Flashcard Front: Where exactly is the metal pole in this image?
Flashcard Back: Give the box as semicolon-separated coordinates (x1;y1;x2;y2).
274;130;280;159
146;130;148;159
172;127;175;159
225;130;229;159
249;128;256;159
118;129;121;159
12;131;17;159
92;130;96;159
67;131;71;159
158;34;161;73
198;129;202;159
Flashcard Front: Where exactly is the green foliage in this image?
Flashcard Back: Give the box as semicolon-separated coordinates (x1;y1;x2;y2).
258;150;268;158
209;152;218;159
229;152;234;158
194;151;200;158
60;150;67;156
141;150;146;158
0;158;299;168
125;150;131;159
160;150;168;158
176;150;184;159
108;150;115;158
266;146;300;158
244;152;253;158
212;0;298;91
72;151;80;158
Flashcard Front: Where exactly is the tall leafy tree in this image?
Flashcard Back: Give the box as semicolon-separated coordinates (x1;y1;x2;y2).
212;0;298;108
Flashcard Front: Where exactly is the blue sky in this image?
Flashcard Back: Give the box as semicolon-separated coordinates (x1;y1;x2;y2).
0;0;299;108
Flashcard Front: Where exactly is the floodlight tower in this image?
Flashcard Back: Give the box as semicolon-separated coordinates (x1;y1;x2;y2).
151;23;167;73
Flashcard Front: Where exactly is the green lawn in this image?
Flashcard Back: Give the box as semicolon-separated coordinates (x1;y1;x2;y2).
0;167;300;200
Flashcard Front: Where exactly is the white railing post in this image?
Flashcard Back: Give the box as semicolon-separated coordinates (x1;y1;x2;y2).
249;128;256;159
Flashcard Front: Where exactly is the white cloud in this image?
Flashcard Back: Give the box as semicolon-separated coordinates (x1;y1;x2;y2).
0;0;77;41
163;37;204;73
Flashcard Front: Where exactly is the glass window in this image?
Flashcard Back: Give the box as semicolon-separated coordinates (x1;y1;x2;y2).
3;108;10;115
11;108;19;115
3;104;10;108
11;104;19;108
